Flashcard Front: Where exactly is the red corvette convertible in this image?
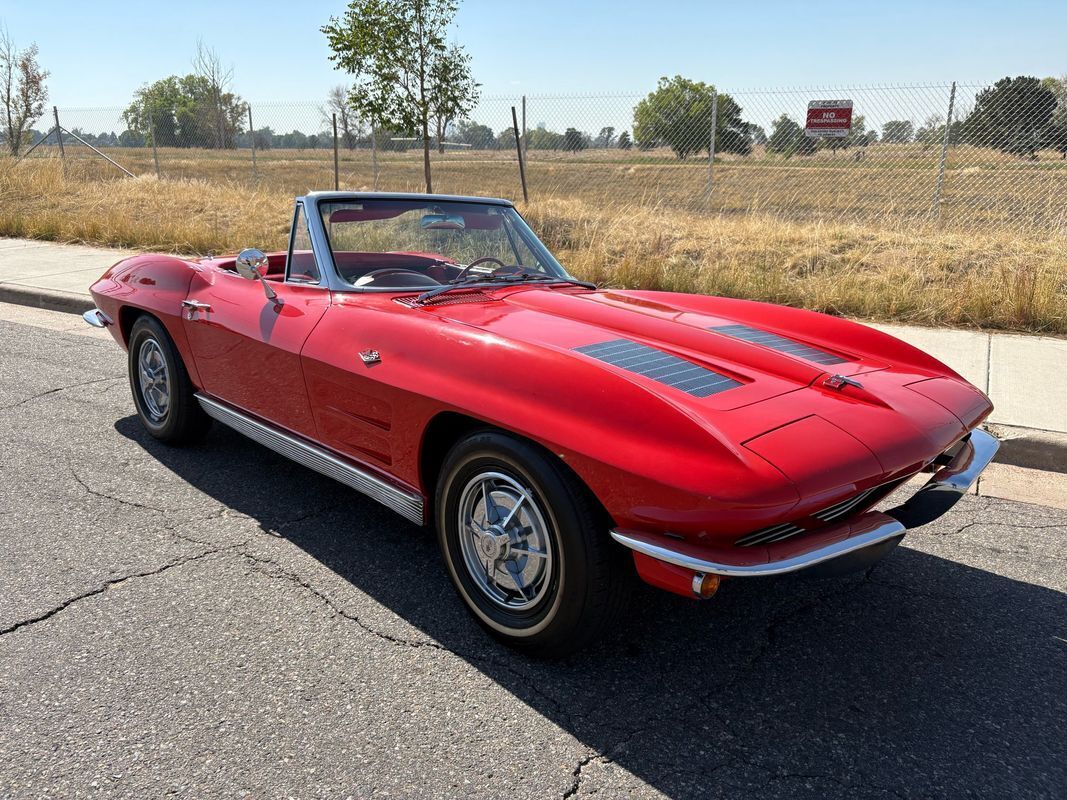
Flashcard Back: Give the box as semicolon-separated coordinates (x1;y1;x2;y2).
87;192;998;656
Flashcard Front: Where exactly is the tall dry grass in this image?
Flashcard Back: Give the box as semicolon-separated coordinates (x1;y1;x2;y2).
2;160;1065;334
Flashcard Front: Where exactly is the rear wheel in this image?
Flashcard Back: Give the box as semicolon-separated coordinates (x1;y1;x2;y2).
127;315;210;444
436;430;629;657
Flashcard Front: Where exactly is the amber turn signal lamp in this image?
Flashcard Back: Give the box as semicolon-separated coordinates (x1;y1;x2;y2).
692;572;721;599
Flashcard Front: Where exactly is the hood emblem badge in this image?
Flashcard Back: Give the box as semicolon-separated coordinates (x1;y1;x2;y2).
824;374;862;390
359;349;381;365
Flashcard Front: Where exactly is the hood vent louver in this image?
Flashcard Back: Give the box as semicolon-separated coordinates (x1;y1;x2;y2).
710;324;847;366
395;290;495;308
574;339;741;398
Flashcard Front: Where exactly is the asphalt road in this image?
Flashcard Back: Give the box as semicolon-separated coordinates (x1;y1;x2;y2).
1;308;1065;799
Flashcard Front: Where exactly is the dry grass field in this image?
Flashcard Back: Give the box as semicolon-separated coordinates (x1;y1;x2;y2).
2;153;1065;334
24;141;1067;231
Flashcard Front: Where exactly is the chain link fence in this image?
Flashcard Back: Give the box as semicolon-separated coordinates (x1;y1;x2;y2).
12;80;1067;233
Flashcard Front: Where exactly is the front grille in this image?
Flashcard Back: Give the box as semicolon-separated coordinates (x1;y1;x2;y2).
735;521;807;547
735;478;907;548
812;486;880;523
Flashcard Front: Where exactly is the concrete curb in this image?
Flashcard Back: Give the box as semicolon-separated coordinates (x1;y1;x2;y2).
985;424;1067;475
0;284;95;315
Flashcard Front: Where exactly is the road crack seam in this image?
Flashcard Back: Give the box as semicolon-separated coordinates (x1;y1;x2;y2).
234;549;571;717
0;545;233;637
0;375;124;412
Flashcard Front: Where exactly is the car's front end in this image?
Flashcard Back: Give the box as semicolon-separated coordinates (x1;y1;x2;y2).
409;282;998;599
611;428;998;598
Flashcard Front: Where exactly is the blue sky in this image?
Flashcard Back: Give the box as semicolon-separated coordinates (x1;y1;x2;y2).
1;0;1064;108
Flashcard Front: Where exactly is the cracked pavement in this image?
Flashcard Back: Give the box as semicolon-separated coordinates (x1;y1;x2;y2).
0;310;1065;799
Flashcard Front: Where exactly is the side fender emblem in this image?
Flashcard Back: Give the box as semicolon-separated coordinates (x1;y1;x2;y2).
359;349;381;365
824;374;862;390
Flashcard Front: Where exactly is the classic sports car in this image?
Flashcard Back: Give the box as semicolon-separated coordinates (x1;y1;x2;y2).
87;192;998;656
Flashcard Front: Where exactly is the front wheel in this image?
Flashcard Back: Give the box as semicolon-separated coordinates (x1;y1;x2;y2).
127;315;210;445
435;431;629;657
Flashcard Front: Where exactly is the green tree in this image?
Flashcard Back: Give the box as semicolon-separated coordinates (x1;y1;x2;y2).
430;43;479;153
527;125;563;150
881;119;914;143
118;129;144;147
594;126;615;148
964;76;1056;158
617;130;632;150
0;26;49;156
454;119;494;149
562;127;587;152
322;0;480;192
766;114;815;157
1042;75;1067;159
123;72;245;149
123;77;183;147
916;114;964;150
496;126;516;150
739;122;766;147
632;75;747;160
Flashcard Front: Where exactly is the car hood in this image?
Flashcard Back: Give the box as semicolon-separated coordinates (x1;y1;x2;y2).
420;286;992;499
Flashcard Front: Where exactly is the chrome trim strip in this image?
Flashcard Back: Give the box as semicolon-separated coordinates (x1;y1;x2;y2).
611;517;906;578
195;394;424;525
883;428;999;529
82;308;113;328
928;429;999;493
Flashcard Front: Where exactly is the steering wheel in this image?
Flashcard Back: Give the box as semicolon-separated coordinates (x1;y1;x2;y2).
353;268;441;288
453;256;508;282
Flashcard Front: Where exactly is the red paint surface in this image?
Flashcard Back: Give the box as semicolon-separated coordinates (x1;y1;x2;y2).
90;253;993;592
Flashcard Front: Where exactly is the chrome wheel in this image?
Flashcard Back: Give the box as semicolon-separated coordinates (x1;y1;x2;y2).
457;471;554;612
137;338;170;421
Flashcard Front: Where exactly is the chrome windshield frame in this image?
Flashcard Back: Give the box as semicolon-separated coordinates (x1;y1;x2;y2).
301;192;574;294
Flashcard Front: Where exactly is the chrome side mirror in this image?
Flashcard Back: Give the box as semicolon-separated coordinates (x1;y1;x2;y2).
235;248;277;301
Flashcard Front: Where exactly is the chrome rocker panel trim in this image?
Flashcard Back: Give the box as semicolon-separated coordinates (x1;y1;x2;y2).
611;428;999;578
82;308;113;328
195;394;424;525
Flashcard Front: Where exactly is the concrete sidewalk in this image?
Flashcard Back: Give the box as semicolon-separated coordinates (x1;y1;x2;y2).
3;236;1066;440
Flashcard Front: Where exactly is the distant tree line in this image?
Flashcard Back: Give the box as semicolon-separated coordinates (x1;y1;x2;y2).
17;59;1067;166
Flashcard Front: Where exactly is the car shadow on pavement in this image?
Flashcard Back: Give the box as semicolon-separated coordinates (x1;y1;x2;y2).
117;416;1067;798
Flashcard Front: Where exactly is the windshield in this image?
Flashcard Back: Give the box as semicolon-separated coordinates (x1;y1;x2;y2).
318;199;569;291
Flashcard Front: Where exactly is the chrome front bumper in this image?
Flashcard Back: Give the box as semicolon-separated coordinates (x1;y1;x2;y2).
611;429;1000;579
82;307;113;328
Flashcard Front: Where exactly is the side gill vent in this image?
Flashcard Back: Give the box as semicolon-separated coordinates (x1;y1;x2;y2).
573;339;741;398
710;324;847;366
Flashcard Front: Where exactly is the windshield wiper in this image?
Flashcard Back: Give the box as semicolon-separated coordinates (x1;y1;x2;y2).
415;272;595;305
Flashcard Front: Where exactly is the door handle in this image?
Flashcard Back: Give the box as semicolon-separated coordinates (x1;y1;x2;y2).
182;300;212;311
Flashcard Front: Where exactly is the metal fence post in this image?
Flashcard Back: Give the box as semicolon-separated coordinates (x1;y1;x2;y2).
371;122;379;190
247;105;258;179
933;81;957;219
53;107;65;173
332;112;340;191
705;93;718;201
511;106;529;203
149;109;160;178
